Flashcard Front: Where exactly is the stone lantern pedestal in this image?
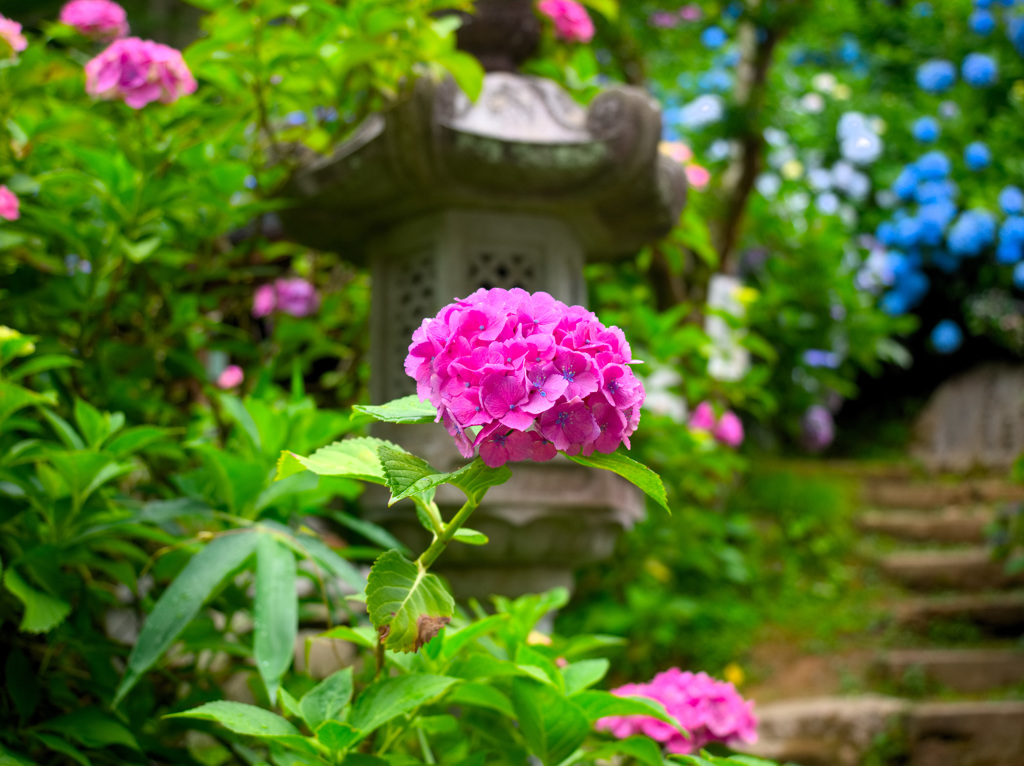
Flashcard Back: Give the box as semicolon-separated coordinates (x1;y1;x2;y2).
281;9;686;599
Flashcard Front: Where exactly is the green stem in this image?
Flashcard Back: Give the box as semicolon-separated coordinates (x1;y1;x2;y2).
416;497;478;570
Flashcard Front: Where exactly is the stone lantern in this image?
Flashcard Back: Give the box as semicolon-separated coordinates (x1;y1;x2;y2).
281;0;687;599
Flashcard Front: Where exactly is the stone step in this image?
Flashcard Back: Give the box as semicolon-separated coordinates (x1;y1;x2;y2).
745;695;910;766
894;591;1024;635
873;648;1024;693
907;700;1024;766
862;478;1024;510
856;507;993;544
745;696;1024;766
878;548;1022;591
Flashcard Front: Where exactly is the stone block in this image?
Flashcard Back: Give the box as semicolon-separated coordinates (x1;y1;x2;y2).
878;548;1022;591
895;591;1024;635
856;508;992;544
908;701;1024;766
876;649;1024;693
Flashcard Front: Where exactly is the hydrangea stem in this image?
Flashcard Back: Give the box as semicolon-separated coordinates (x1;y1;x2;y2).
416;498;479;570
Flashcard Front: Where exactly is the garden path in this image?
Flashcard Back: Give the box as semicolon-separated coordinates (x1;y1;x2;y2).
743;464;1024;766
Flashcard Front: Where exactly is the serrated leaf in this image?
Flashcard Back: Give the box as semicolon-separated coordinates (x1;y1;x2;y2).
365;550;454;653
285;437;400;483
315;721;361;752
447;682;515;717
510;677;590;766
567;452;669;513
3;568;70;633
0;382;51;429
301;668;353;730
254;535;297;704
114;531;259;705
352;395;437;424
348;674;457;733
105;426;171;458
447;459;512;504
377;445;449;505
166;700;301;738
590;736;664;766
453;528;488;545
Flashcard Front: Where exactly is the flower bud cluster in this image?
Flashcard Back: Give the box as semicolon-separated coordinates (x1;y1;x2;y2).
406;288;644;468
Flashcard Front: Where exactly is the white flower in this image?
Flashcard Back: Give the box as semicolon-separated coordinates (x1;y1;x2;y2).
800;92;826;113
809;167;832;191
816;192;840;214
756;173;782;198
812;72;837;93
841;132;883;165
680;94;725;128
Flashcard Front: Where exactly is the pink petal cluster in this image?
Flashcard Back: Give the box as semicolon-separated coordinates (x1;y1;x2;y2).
660;142;711;191
85;37;196;109
597;668;758;755
252;278;320;318
0;186;20;221
60;0;129;41
216;364;244;390
689;402;744;447
406;288;644;468
0;16;27;56
537;0;595;43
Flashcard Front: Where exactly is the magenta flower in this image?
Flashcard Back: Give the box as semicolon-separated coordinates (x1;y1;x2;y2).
537;0;595;43
0;186;20;221
680;4;702;22
252;284;276;318
251;278;320;318
406;287;644;468
60;1;129;41
216;364;244;390
0;16;27;57
713;411;744;447
85;37;196;109
597;668;758;755
274;277;319;317
688;401;716;432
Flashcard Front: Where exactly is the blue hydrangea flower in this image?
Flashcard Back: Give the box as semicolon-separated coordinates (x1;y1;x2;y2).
802;349;841;369
997;217;1024;263
915;180;958;205
919;199;958;229
962;53;998;87
970;10;996;35
701;26;728;50
893;165;921;199
1010;16;1024;57
916;60;956;93
913;116;940;143
947;209;997;256
931;320;963;354
896;217;924;248
699;69;733;92
839;37;860;64
912;2;933;17
974;0;993;8
965;142;992;170
999;186;1024;214
916;151;952;180
876;221;898;246
1014;261;1024;288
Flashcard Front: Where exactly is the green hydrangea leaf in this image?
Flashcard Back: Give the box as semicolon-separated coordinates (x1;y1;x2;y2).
365;549;454;653
352;396;437;424
567;452;670;513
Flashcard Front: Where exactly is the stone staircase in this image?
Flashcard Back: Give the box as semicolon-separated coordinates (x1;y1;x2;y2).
745;470;1024;766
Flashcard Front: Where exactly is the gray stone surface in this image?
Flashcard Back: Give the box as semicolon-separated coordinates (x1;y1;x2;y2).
746;696;910;766
896;591;1024;635
856;507;993;544
879;548;1023;591
876;649;1024;693
912;363;1024;472
861;480;972;510
908;701;1024;766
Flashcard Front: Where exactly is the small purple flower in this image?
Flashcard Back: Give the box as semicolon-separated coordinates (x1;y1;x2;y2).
801;405;834;452
274;278;320;317
802;349;841;369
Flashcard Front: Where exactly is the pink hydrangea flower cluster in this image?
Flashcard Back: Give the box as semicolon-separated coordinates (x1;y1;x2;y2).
216;364;244;390
598;668;758;755
252;278;320;319
406;288;644;468
689;401;744;447
0;16;28;57
660;142;711;190
85;37;196;109
60;0;129;41
537;0;595;43
0;186;20;221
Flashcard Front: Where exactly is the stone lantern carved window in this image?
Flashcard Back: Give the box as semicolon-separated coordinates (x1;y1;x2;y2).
467;245;542;292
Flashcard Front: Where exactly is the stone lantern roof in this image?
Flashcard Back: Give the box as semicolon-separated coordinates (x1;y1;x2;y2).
281;73;687;262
